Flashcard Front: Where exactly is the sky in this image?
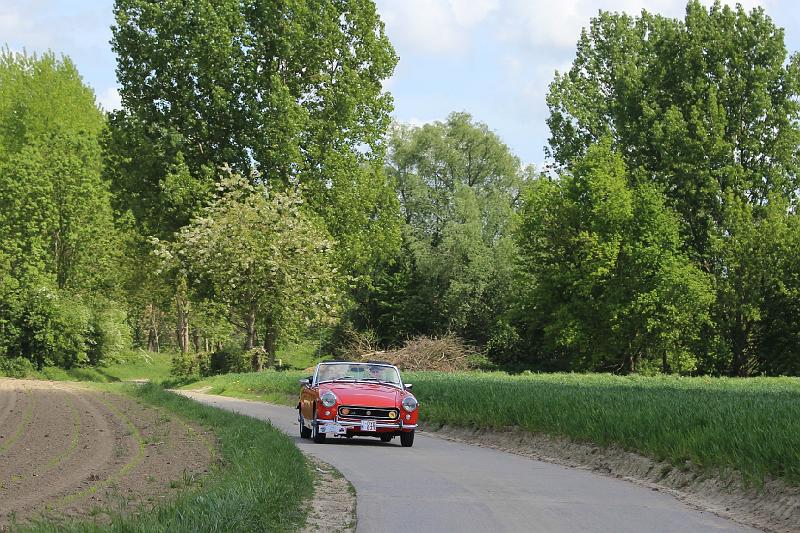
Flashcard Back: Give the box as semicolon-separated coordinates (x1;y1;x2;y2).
2;0;798;167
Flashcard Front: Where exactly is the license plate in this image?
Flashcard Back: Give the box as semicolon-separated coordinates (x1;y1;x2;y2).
360;420;377;432
321;423;346;435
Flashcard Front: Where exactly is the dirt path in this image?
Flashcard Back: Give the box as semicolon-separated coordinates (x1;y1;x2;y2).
0;379;216;529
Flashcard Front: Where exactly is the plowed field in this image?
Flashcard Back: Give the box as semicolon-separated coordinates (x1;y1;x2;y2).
0;379;216;529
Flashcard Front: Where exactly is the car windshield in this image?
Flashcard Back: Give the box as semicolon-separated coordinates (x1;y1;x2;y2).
316;363;401;386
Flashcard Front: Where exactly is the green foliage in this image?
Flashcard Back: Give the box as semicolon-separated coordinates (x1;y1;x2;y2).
157;171;340;360
16;284;92;369
545;1;800;375
0;50;118;292
109;0;399;274
0;356;35;378
0;50;129;368
515;141;713;372
365;113;524;345
87;299;133;365
171;351;202;379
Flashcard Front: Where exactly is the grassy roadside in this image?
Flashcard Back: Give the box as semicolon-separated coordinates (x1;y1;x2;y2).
180;369;800;486
22;382;311;533
0;351;174;383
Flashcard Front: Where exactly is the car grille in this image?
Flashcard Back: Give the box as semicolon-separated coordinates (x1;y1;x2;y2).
338;405;399;420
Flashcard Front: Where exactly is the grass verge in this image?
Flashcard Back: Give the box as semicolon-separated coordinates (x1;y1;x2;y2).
176;370;303;406
0;351;174;383
21;382;311;533
181;369;800;486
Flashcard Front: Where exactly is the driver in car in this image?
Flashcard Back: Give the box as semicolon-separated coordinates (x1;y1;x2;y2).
367;365;389;381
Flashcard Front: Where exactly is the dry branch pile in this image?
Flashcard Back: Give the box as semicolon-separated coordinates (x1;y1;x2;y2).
356;334;476;372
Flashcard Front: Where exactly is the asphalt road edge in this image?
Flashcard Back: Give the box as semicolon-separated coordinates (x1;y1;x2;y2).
423;424;799;533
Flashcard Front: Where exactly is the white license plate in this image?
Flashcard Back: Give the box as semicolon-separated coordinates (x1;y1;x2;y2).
360;420;377;432
321;423;346;435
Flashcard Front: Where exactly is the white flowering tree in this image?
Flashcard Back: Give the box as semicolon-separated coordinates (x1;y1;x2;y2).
155;170;339;367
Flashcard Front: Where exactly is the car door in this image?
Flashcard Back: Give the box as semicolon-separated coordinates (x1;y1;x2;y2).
300;373;316;420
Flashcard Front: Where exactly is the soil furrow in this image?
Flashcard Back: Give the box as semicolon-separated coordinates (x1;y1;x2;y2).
0;388;36;456
57;393;146;508
0;385;119;520
0;380;20;429
0;379;216;529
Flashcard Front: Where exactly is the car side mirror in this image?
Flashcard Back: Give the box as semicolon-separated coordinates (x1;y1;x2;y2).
299;378;311;387
404;383;413;392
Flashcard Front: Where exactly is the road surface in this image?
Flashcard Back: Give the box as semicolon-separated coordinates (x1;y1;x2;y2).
177;391;755;533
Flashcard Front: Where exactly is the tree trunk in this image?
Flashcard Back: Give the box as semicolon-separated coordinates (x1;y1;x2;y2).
175;277;191;354
662;352;669;374
244;304;257;350
251;350;263;372
192;329;201;353
146;303;160;352
175;299;189;354
263;319;279;368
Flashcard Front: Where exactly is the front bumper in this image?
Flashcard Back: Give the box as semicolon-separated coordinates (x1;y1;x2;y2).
321;419;418;430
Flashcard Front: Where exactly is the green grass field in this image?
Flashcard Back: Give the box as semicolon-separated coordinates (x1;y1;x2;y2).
0;351;175;383
22;383;311;533
181;369;800;486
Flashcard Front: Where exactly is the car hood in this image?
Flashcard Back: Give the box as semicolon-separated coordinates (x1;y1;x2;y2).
321;383;401;407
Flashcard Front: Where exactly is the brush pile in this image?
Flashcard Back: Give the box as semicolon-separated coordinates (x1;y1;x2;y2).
357;334;476;371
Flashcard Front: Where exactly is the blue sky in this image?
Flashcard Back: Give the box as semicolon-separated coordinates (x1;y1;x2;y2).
2;0;798;166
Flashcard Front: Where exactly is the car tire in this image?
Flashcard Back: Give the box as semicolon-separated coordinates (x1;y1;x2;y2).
380;434;393;442
312;408;326;444
299;413;312;439
400;430;414;447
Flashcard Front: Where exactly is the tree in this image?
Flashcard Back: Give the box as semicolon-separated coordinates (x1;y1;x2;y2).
545;1;800;374
0;50;129;367
109;0;399;268
0;50;117;292
361;113;524;346
515;140;712;372
158;171;339;366
109;0;400;351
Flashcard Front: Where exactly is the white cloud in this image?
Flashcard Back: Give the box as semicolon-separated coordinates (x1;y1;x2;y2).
448;0;499;26
407;116;438;127
497;0;770;51
98;86;121;112
376;0;498;55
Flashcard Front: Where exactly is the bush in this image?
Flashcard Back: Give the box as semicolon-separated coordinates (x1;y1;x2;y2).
171;351;202;378
486;321;524;366
87;300;132;365
0;356;35;378
17;285;91;369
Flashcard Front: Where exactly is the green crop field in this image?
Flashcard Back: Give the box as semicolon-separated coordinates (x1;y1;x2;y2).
182;369;800;486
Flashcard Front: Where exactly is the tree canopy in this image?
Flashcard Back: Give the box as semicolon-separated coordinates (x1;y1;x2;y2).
544;1;800;375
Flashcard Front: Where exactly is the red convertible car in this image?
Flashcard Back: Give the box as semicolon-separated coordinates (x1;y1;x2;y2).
297;361;419;447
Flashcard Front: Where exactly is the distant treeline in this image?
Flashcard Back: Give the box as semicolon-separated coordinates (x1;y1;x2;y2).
1;0;799;376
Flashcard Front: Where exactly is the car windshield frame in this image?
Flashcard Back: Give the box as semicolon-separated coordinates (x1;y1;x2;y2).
314;362;403;389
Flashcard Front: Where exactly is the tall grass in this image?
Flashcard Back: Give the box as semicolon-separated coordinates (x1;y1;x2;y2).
408;372;800;485
184;370;800;486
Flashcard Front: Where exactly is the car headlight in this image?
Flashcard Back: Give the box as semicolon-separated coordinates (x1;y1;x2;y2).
402;396;418;413
320;391;337;408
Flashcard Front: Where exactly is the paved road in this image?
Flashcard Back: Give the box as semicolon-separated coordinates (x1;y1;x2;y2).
177;391;755;533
